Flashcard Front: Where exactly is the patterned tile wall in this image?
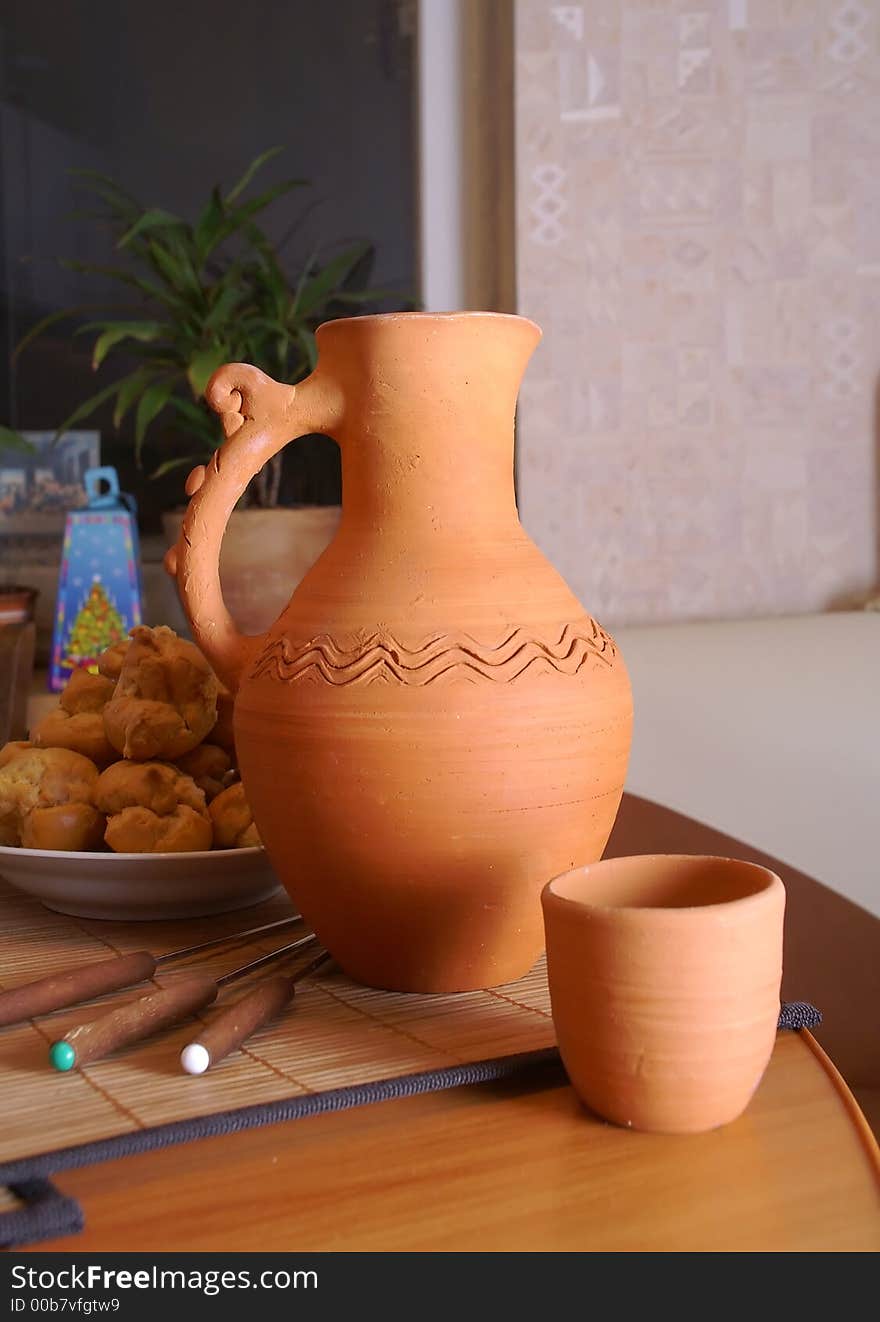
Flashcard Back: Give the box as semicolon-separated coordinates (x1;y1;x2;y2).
515;0;880;624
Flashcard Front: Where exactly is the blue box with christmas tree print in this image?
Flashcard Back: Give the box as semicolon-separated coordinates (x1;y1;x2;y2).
49;467;143;692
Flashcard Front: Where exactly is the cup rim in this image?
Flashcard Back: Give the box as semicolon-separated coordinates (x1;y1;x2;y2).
543;853;784;916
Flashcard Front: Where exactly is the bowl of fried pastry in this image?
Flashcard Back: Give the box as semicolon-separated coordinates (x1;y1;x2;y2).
0;626;281;920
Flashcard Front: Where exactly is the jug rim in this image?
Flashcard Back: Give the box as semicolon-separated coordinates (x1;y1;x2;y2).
315;310;541;337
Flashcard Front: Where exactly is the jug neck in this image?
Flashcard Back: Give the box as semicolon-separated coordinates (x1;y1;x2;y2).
318;313;541;536
338;389;521;533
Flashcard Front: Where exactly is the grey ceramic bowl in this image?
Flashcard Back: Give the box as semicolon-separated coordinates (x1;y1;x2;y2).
0;844;281;920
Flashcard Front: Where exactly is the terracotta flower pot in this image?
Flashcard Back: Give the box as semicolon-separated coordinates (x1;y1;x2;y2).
162;506;340;638
0;585;38;627
542;855;786;1133
167;313;633;992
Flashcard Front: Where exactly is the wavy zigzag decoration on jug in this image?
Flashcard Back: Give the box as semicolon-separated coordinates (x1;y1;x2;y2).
251;619;617;687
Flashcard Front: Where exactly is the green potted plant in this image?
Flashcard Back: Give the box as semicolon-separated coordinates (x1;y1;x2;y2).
14;148;387;633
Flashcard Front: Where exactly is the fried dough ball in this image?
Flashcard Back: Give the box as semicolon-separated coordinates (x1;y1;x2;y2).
209;781;261;849
32;709;116;768
21;803;105;852
94;759;212;853
32;666;117;766
97;639;130;681
94;759;207;817
0;741;31;770
103;625;219;761
103;806;212;853
60;668;116;714
0;748;101;848
174;744;233;802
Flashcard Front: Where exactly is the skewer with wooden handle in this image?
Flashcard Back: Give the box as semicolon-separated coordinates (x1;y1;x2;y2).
180;949;333;1075
48;933;319;1071
0;915;302;1029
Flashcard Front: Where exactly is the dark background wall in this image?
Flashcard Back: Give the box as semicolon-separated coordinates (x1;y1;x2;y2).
0;0;415;526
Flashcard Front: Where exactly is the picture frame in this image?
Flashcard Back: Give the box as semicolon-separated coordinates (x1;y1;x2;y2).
0;431;100;541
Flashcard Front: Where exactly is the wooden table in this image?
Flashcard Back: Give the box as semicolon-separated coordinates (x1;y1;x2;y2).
19;796;880;1253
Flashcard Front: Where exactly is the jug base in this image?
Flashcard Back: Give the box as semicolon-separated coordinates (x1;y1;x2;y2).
330;946;545;996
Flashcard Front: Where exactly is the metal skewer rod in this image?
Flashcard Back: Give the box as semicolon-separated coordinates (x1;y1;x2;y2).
181;948;333;1076
215;934;321;987
49;933;321;1073
156;916;304;964
0;914;303;1030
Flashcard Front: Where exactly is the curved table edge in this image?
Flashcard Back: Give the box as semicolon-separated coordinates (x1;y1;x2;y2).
801;1029;880;1180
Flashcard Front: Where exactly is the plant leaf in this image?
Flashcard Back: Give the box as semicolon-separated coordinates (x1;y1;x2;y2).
193;187;226;264
91;321;164;369
166;395;220;442
294;325;318;371
330;286;398;304
72;183;140;223
0;426;36;454
224;147;284;205
134;379;177;462
290;244;320;319
13;306;83;360
236;315;288;337
187;346;229;398
151;454;206;480
113;367;160;429
53;383;122;442
73;311;164;337
65;208;120;223
60;259;186;310
203;281;246;332
69;169;142;210
117;208;186;249
295;242;370;317
135;350;189;368
203;180;306;261
247;237;288;316
147;238;203;301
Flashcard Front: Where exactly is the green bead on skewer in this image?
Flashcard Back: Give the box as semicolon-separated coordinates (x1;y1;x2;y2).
49;1040;76;1072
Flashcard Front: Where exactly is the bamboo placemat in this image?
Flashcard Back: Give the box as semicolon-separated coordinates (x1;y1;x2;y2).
0;877;558;1175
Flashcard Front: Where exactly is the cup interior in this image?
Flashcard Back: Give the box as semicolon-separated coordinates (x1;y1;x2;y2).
546;854;779;912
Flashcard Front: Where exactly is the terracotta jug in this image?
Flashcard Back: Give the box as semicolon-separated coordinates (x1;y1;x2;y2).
167;313;632;992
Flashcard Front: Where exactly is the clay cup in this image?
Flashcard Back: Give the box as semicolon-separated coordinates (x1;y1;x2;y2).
542;854;785;1134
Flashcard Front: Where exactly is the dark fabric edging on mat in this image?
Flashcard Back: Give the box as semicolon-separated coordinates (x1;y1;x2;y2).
0;1047;564;1189
0;1178;84;1249
0;1001;821;1248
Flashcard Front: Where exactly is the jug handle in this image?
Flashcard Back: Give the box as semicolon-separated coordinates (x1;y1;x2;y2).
164;362;343;692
